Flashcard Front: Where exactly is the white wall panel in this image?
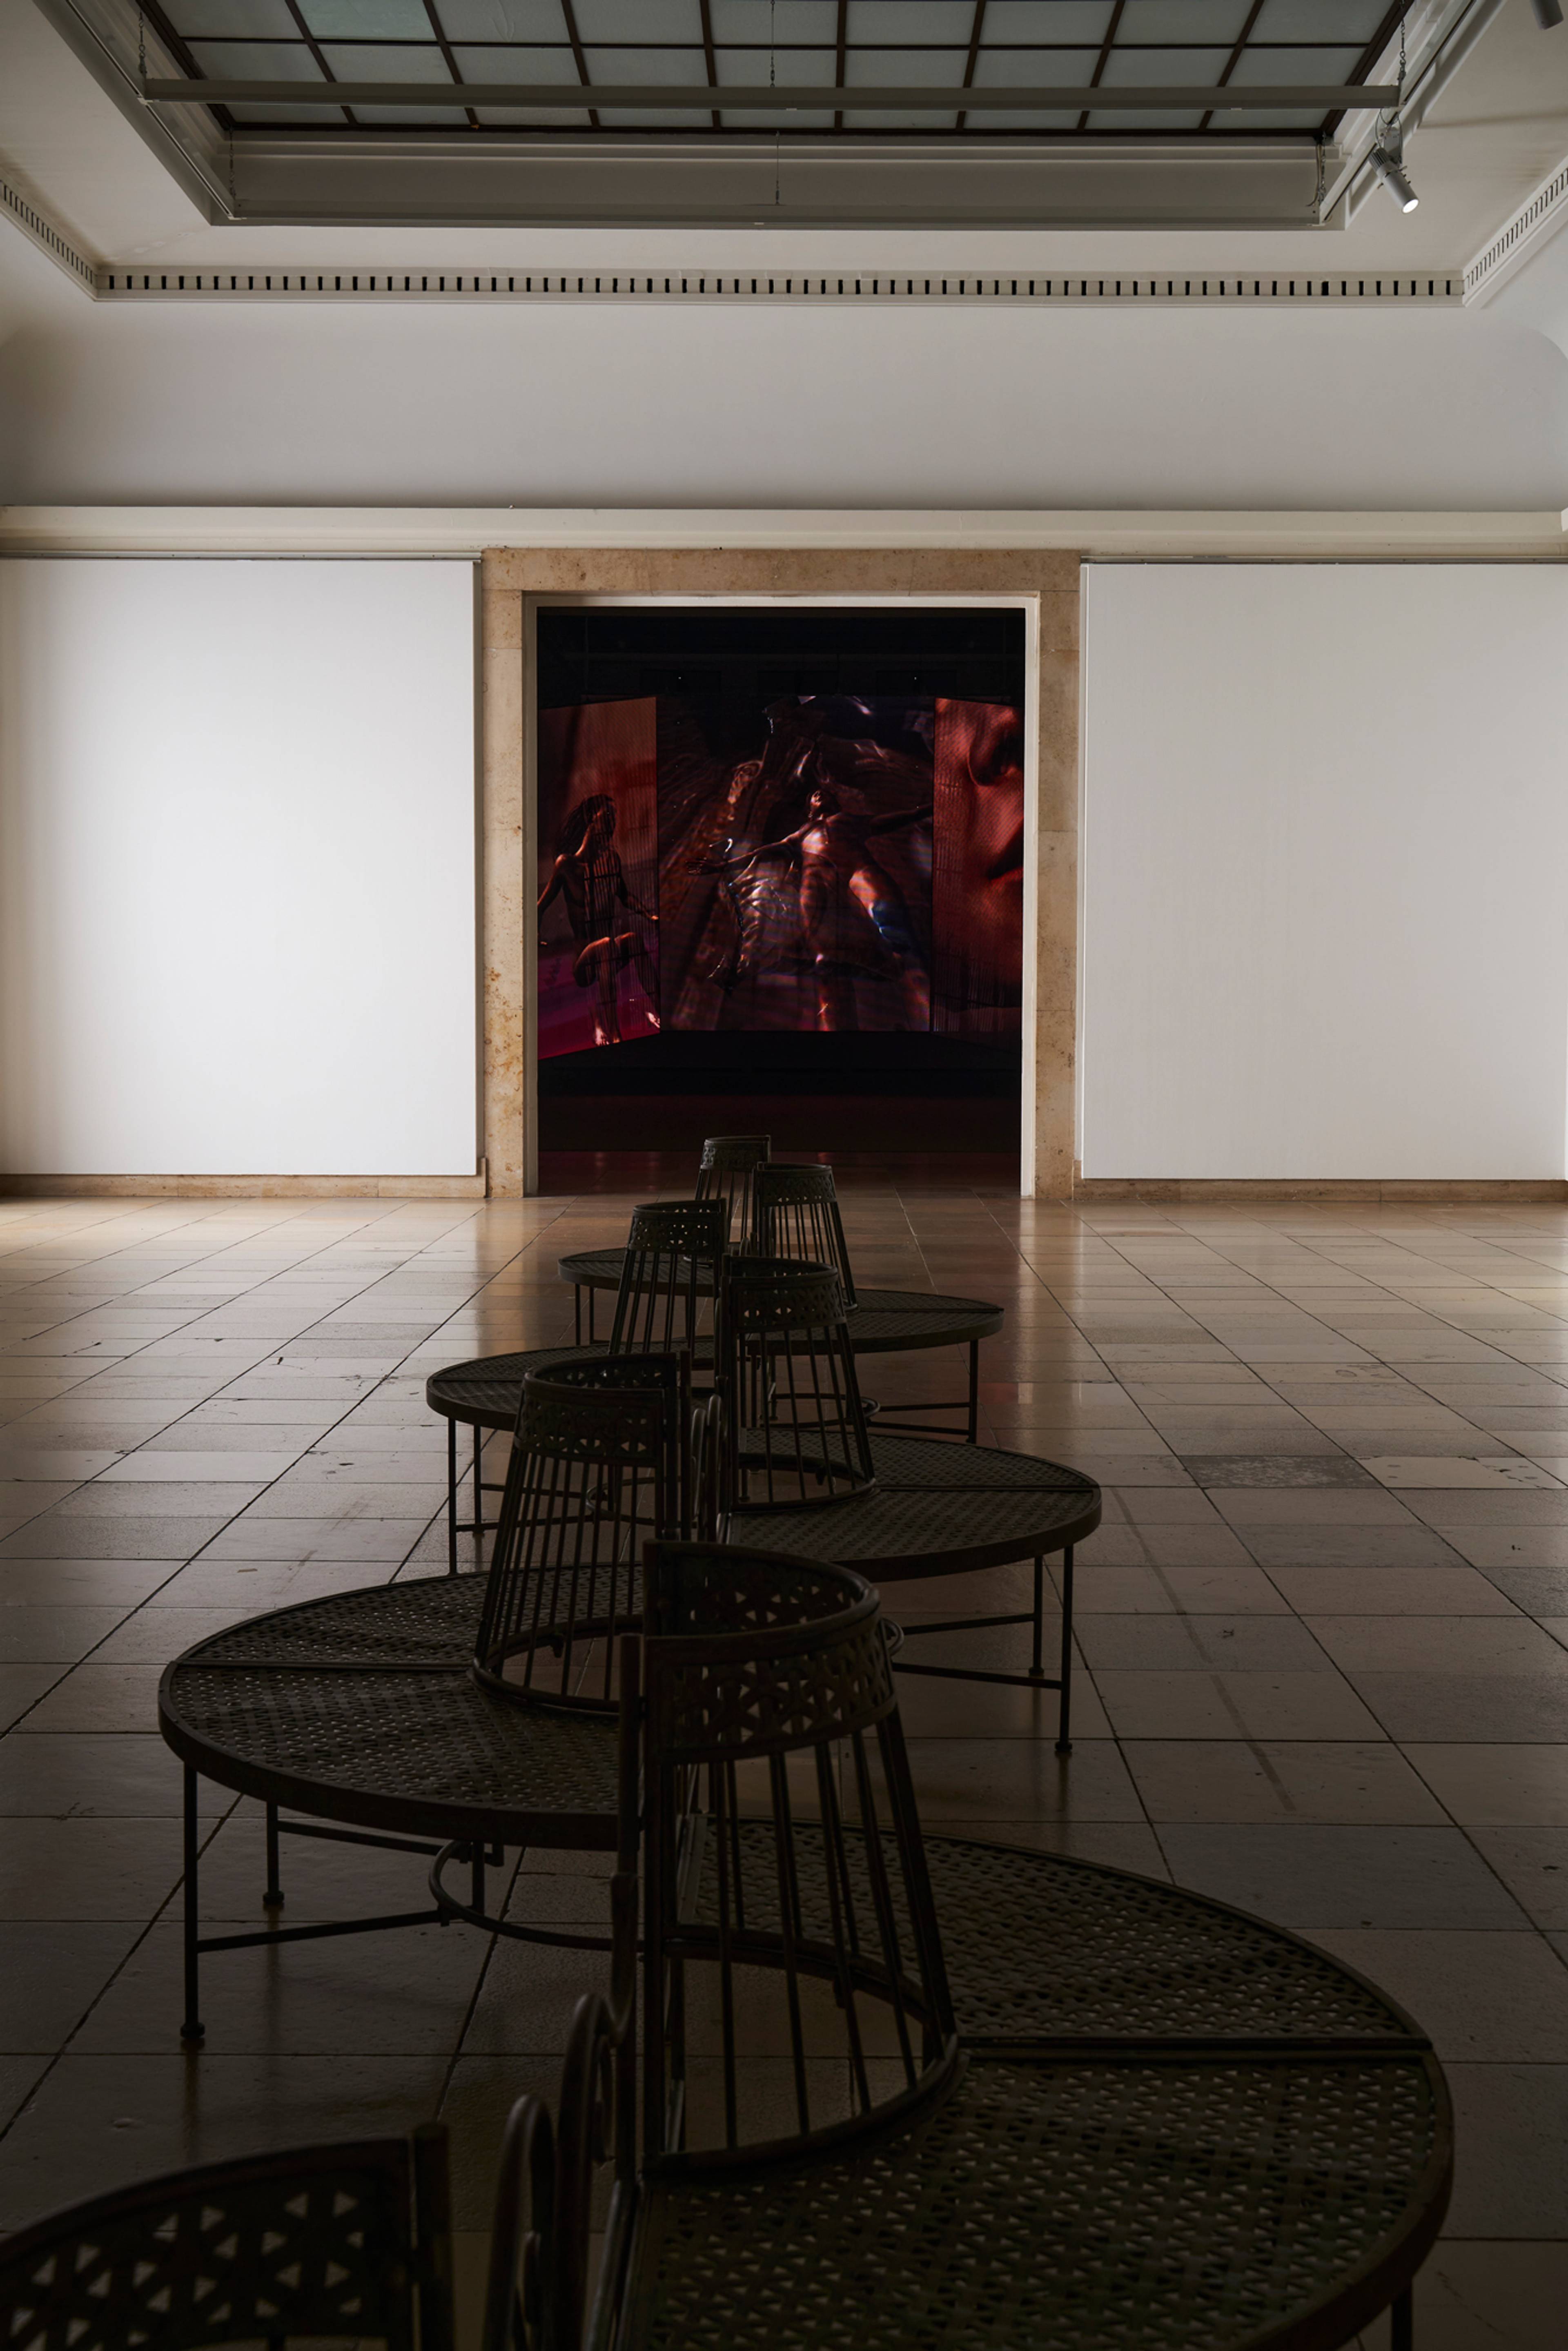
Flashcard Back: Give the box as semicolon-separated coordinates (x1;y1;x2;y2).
1081;564;1568;1179
0;558;477;1175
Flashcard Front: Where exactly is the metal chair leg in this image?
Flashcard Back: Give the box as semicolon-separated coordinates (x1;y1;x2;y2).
967;1338;979;1443
1056;1546;1074;1756
181;1767;204;2044
1029;1557;1045;1681
445;1417;459;1576
264;1802;283;1910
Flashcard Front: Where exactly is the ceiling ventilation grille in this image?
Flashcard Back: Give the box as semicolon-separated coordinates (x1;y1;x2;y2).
1;171;97;292
1465;158;1568;303
94;270;1463;305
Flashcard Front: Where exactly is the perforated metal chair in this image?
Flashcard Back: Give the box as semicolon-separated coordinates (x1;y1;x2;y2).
473;1355;692;1714
428;1198;727;1571
639;1539;951;2162
693;1133;771;1249
481;1809;640;2351
0;2124;457;2351
717;1257;875;1511
603;1199;729;1359
561;1539;1453;2351
748;1161;857;1307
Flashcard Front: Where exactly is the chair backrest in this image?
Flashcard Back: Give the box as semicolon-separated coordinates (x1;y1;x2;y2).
717;1256;874;1510
484;1991;634;2351
484;1676;641;2351
605;1199;728;1358
693;1134;771;1248
0;2128;453;2351
637;1538;956;2168
748;1161;858;1308
473;1356;688;1712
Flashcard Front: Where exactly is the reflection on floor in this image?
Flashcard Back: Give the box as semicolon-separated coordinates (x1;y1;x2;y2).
1;1168;1566;2348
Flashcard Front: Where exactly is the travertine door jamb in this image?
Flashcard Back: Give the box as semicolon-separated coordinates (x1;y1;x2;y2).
479;550;1082;1199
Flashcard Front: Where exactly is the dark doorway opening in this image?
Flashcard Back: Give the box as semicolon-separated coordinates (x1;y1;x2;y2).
535;604;1026;1160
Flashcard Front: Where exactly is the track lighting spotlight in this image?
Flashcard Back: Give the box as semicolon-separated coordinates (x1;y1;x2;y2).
1370;144;1419;212
1531;0;1564;29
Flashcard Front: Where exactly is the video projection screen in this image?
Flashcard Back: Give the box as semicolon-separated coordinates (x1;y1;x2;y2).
535;613;1026;1058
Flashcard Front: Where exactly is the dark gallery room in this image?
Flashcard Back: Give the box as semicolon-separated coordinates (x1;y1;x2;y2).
4;2;1568;2347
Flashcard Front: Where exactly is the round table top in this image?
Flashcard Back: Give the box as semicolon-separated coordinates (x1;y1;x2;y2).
160;1574;1432;2068
735;1476;1099;1582
562;1246;1002;1324
425;1343;607;1429
158;1576;621;1849
727;1430;1100;1579
426;1284;1003;1428
157;1555;1447;2351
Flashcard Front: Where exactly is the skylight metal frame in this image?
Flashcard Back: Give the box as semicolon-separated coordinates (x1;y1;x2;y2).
130;0;1411;143
30;0;1448;232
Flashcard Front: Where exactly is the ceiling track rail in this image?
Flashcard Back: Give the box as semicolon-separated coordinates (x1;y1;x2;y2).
94;268;1465;305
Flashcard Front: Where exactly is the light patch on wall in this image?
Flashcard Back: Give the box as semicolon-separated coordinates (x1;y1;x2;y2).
0;557;478;1177
1080;562;1568;1182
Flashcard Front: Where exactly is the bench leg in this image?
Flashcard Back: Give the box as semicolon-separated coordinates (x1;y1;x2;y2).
264;1801;284;1911
1056;1547;1074;1756
1029;1557;1045;1680
446;1417;459;1576
182;1767;205;2043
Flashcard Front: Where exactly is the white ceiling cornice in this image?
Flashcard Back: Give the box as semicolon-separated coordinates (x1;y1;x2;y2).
0;164;96;291
1466;151;1568;303
1;508;1563;561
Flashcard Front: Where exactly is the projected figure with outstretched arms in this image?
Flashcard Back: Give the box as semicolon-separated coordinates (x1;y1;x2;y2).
739;783;931;1031
537;793;659;1048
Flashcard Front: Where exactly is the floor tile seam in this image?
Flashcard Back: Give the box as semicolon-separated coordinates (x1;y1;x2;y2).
1092;1534;1275;1844
56;1200;403;1281
442;1845;531;2099
74;1223;550;1517
0;1204;236;1260
0;1549;230;1719
391;1477;472;1581
80;1366;431;1500
892;1182;943;1300
92;1355;459;1594
1340;1726;1554;1925
0;1793;243;2148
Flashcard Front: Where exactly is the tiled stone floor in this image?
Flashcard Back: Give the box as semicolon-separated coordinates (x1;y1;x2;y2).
3;1168;1568;2346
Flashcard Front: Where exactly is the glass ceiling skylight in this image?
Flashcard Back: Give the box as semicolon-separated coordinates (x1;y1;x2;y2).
141;0;1405;138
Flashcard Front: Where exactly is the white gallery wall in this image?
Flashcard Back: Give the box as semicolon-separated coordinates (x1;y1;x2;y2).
0;558;478;1177
2;221;1565;510
1080;563;1568;1181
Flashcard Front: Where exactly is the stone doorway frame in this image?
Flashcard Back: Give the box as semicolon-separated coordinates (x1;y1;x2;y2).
481;549;1080;1197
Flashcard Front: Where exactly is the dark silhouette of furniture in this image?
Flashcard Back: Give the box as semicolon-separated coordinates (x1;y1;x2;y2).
525;1538;1454;2351
158;1357;677;2041
426;1198;726;1571
0;2123;456;2351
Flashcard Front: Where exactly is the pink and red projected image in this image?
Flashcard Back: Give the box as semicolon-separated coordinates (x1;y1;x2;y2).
536;700;662;1057
537;693;1022;1056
